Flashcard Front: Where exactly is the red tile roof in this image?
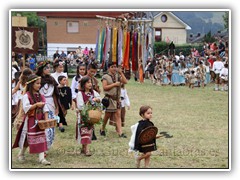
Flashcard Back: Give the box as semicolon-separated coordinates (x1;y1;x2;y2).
37;11;128;18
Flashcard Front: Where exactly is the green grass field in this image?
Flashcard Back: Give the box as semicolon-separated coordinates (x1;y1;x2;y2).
11;78;229;169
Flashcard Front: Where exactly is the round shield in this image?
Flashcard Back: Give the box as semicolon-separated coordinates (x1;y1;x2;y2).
138;126;158;144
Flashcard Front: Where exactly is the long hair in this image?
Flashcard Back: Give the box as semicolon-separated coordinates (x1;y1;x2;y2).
20;68;33;86
79;76;92;92
35;61;59;97
75;64;86;82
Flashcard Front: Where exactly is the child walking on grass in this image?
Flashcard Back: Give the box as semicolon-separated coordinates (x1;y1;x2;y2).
129;105;161;168
76;76;101;156
12;74;51;165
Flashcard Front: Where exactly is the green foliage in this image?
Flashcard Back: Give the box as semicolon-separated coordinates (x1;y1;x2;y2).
222;12;229;29
154;42;203;56
203;31;216;43
80;102;103;128
153;41;169;55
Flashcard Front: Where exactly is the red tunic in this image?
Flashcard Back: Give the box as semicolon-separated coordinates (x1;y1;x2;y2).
12;92;48;154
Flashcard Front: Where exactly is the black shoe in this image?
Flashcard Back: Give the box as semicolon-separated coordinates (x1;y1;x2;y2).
59;127;65;132
119;133;127;138
100;130;106;136
92;130;97;140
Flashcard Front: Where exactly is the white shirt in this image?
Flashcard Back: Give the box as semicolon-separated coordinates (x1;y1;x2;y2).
213;61;224;74
71;75;83;99
12;67;17;88
220;67;228;77
121;88;130;108
51;72;68;84
76;90;101;110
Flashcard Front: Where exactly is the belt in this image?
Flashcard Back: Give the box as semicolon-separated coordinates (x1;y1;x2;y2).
105;94;118;101
44;95;53;98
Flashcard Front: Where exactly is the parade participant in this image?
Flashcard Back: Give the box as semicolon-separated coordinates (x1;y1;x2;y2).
71;64;86;103
198;61;206;88
12;74;51;165
36;61;59;147
51;60;69;86
85;61;101;140
100;62;128;138
161;67;170;85
213;56;224;91
12;68;33;129
129;106;161;168
171;60;181;86
76;76;101;156
188;70;196;89
57;75;74;132
86;62;101;94
120;83;130;127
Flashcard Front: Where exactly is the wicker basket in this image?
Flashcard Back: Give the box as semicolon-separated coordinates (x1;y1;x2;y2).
88;110;102;124
38;119;57;130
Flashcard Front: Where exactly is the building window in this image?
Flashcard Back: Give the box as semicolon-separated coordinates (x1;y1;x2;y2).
155;28;162;42
67;21;79;33
161;14;168;23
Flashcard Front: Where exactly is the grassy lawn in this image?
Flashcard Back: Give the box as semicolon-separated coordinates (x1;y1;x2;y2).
11;78;229;169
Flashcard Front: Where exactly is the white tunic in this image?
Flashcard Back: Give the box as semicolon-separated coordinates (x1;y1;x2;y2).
39;84;56;113
121;88;130;108
51;72;68;85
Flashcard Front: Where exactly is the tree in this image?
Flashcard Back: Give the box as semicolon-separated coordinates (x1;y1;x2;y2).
222;12;229;29
203;31;216;43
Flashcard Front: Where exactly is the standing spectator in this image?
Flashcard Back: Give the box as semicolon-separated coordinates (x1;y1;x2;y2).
53;50;60;60
83;47;89;56
29;55;36;71
220;63;228;91
218;40;225;57
213;56;224;91
168;41;175;57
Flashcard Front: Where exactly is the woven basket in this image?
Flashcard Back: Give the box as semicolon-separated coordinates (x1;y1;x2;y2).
38;119;57;130
88;110;102;124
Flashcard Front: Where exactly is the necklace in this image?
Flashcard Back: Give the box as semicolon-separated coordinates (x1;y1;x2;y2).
42;83;49;94
60;88;67;97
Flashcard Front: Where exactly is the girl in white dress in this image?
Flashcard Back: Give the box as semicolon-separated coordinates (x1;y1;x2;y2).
36;61;59;149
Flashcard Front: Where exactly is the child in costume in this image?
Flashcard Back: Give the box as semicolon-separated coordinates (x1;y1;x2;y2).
57;75;74;132
129;106;161;168
76;76;101;156
120;83;130;127
12;74;51;165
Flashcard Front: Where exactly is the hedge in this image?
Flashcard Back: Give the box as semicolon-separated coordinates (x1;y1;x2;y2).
153;42;204;56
